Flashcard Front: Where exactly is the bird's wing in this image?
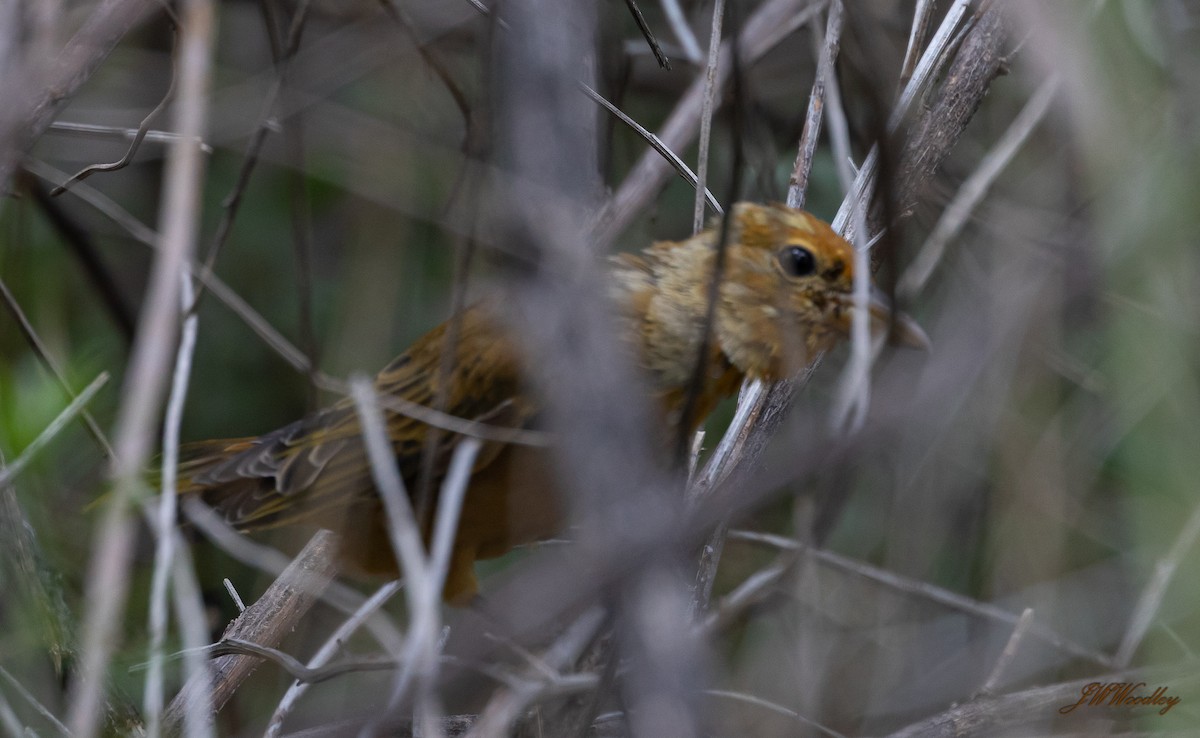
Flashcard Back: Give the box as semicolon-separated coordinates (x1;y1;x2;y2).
179;305;535;531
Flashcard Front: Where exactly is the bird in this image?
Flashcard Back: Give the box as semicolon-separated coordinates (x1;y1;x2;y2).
177;202;928;603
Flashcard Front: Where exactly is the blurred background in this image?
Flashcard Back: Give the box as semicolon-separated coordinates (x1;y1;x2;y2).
1;0;1199;735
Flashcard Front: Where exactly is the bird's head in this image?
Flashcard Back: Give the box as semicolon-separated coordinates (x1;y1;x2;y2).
715;202;928;380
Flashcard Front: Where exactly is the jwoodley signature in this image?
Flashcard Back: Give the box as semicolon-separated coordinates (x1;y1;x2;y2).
1059;682;1180;716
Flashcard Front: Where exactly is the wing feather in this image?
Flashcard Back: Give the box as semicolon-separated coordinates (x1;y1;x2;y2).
179;305;534;531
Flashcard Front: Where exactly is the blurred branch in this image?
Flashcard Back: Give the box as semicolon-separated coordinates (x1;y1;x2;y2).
0;372;109;487
144;270;205;736
19;171;137;344
0;664;70;736
466;608;608;738
0;471;77;677
899;76;1059;297
705;690;844;738
163;529;340;732
1115;500;1200;668
657;0;702;64
729;530;1114;667
824;8;875;434
69;0;216;733
46;120;214;150
975;607;1035;698
193;0;312;306
182;499;405;651
263;580;402;736
0;267;117;455
351;378;478;735
0;0;158;190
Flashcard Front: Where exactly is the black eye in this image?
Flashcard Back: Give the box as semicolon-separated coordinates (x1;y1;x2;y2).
778;246;817;277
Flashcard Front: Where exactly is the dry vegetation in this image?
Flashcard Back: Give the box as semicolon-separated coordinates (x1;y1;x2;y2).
1;0;1199;736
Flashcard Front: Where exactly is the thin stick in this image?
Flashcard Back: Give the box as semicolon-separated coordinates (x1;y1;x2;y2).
46;120;213;151
0;690;26;738
1115;499;1200;668
50;23;178;196
890;0;973;130
581;82;722;216
0;664;70;737
658;0;703;63
222;579;245;612
349;377;428;595
0;372;109;487
729;530;1114;667
705;690;846;738
898;0;938;91
623;0;671;70
699;554;796;635
350;378;445;736
264;580;404;736
692;0;725;234
144;270;203;737
595;0;826;246
975;607;1034;698
191;0;312;309
899;77;1059;297
824;53;874;434
0;0;158;189
68;0;215;733
168;537;217;738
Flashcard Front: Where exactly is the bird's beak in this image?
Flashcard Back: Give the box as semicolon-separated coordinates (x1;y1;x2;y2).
834;287;931;351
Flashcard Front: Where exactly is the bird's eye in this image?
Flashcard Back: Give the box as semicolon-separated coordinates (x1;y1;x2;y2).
778;245;817;278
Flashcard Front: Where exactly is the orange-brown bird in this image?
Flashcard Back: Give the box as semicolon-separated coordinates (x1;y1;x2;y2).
178;203;927;602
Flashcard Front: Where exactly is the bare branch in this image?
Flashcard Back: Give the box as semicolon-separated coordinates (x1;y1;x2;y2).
692;0;725;233
163;530;341;730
